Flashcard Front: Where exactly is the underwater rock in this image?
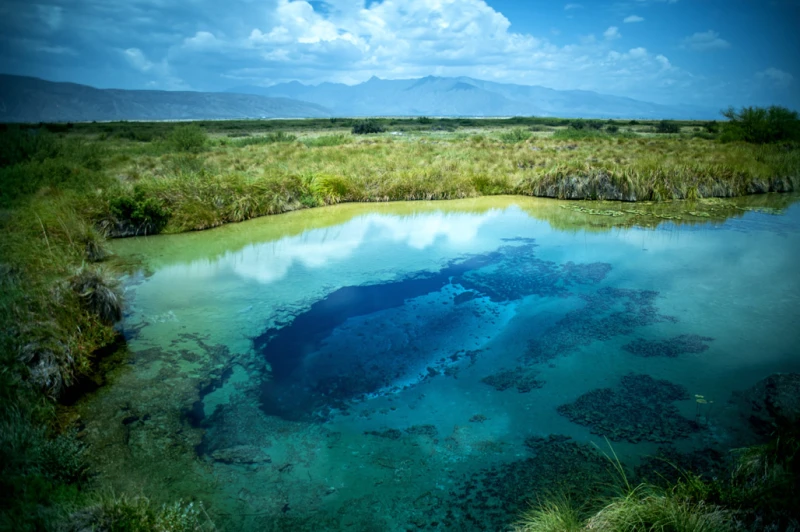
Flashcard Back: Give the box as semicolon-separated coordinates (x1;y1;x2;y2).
623;334;714;358
453;290;478;305
481;368;544;393
738;373;800;435
525;287;677;365
405;424;439;438
211;445;272;464
557;373;696;443
364;428;403;440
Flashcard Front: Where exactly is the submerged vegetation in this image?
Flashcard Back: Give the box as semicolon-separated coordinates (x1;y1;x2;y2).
0;107;798;528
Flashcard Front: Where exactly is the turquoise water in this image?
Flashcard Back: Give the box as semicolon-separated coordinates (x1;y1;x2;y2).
83;195;800;530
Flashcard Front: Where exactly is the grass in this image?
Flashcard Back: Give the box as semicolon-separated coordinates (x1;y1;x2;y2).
0;116;797;528
514;435;800;531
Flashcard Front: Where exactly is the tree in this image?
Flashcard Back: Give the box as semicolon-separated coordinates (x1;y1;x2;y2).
720;105;800;143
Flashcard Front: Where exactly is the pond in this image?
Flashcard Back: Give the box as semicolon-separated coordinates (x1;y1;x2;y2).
79;194;800;531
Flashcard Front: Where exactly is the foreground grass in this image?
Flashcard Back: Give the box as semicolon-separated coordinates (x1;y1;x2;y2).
0;118;798;528
514;436;800;532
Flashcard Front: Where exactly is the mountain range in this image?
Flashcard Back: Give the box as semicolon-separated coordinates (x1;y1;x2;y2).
0;75;331;123
227;75;716;119
0;73;717;122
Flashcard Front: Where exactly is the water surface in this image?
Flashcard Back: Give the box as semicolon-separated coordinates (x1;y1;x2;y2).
81;194;800;531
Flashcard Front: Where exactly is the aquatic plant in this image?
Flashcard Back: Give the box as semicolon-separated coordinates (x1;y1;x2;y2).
65;493;214;531
557;374;696;443
525;287;675;365
623;334;714;358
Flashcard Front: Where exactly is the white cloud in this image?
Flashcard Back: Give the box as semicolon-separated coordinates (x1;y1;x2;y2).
628;47;647;59
153;0;689;101
182;31;221;50
564;3;582;10
756;68;794;89
36;5;63;31
682;30;730;51
604;26;621;40
623;15;644;23
122;48;154;72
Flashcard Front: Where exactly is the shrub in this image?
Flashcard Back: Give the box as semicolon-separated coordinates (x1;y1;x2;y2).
108;187;171;236
167;125;207;152
0;127;61;167
499;128;532;143
720;105;800;144
655;120;681;134
606;125;620;133
351;120;385;135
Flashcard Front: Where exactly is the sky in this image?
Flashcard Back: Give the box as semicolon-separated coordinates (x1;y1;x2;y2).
0;0;798;109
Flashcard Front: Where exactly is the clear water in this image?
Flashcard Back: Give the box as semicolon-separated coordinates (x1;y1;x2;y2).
81;195;800;531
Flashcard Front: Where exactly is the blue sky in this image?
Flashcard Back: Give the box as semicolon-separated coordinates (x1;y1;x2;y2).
0;0;797;109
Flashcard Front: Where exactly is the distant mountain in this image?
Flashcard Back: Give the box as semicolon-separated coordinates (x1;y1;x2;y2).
227;75;716;119
0;75;332;123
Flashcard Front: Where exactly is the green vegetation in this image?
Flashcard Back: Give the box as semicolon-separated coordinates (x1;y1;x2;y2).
656;120;681;134
514;433;800;531
351;119;385;134
0;107;797;528
720;106;800;144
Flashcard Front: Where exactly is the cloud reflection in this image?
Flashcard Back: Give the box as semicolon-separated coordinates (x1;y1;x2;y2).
226;210;498;284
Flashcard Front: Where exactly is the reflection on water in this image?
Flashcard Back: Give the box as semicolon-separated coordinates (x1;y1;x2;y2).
82;194;800;531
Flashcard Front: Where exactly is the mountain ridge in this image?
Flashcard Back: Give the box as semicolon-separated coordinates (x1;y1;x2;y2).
0;74;332;123
227;75;716;119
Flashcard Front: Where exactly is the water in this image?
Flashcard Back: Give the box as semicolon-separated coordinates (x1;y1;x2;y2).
80;195;800;530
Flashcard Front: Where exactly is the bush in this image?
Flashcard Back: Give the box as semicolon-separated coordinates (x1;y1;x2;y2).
720;105;800;144
352;120;385;135
167;125;207;152
108;187;171;236
655;120;680;134
606;125;620;134
0;128;61;168
499;128;532;143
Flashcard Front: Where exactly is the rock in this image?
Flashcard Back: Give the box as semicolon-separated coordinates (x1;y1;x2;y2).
454;291;478;305
210;445;272;464
740;373;800;435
